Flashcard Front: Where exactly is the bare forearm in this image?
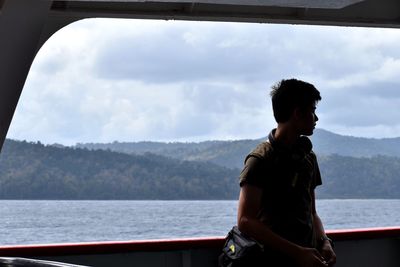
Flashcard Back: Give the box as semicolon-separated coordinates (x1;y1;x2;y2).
313;212;336;265
313;213;327;240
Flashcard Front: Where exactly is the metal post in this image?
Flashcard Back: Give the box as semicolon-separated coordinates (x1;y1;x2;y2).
0;0;52;151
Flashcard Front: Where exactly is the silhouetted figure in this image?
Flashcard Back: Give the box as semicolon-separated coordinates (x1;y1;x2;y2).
237;79;336;267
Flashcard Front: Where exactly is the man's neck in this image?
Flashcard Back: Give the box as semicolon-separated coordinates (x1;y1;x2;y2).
274;124;301;146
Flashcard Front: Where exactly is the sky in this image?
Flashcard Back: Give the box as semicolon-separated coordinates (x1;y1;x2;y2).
7;18;400;145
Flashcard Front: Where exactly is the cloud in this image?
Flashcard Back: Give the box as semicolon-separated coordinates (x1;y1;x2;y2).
93;22;348;84
7;19;400;144
93;21;266;83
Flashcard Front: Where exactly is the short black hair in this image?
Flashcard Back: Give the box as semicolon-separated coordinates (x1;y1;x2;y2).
270;79;321;123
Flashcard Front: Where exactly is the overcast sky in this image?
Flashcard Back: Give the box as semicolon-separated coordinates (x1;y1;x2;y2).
7;19;400;145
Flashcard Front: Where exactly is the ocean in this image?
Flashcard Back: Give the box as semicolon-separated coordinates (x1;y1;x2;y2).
0;199;399;246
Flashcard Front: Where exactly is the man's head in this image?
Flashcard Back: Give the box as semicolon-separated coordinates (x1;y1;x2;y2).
270;79;321;135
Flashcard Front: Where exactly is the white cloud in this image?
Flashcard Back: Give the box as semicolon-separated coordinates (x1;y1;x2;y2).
7;19;400;144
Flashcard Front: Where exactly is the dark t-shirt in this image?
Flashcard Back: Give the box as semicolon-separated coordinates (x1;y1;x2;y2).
239;137;322;265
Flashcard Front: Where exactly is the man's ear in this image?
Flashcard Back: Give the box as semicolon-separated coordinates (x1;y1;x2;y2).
293;107;302;120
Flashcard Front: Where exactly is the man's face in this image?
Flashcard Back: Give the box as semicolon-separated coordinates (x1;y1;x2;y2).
297;102;318;136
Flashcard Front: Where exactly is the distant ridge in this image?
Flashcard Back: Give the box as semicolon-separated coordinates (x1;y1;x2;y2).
76;138;263;169
311;129;400;158
76;129;400;169
1;137;400;199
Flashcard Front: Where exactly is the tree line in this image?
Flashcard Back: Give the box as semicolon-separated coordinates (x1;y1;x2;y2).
0;139;399;199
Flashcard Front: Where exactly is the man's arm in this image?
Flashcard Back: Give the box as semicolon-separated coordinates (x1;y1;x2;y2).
237;184;328;267
312;190;337;266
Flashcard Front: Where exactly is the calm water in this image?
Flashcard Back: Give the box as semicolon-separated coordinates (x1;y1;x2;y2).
0;199;399;245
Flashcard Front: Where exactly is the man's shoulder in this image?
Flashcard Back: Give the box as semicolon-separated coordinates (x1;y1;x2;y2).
247;141;274;161
308;150;318;160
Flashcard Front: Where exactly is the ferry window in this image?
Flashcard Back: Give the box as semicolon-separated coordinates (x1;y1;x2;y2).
1;18;400;245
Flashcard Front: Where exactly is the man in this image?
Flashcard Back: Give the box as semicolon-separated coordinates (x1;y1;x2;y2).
237;79;336;267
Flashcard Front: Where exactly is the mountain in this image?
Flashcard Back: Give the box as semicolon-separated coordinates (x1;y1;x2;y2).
311;129;400;158
0;140;239;200
76;129;400;169
77;139;262;169
1;138;400;199
317;154;400;198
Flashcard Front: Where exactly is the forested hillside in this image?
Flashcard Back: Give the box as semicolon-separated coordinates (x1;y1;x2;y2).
1;135;400;199
0;140;239;200
317;154;400;198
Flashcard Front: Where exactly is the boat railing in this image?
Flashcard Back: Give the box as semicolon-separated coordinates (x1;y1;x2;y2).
0;227;399;267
